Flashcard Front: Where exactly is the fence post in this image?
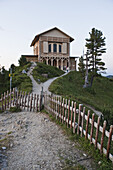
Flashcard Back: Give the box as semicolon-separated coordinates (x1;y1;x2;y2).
13;88;15;106
106;125;113;159
90;113;95;144
7;90;9;108
24;92;27;110
36;94;39;112
27;93;30;111
4;92;6;110
60;97;62;122
67;100;70;128
73;102;77;134
21;91;24;108
70;101;73;129
81;107;85;137
85;110;90;139
1;94;4;111
10;89;11;108
95;116;100;148
30;93;33;111
55;96;58;119
58;97;60;119
62;98;65;123
77;104;83;135
65;99;67;124
100;120;106;154
33;94;36;112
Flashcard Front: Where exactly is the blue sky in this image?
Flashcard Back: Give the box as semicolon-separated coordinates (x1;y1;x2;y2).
0;0;113;74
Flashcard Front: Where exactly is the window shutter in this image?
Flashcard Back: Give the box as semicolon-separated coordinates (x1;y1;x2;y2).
43;41;48;53
62;43;67;54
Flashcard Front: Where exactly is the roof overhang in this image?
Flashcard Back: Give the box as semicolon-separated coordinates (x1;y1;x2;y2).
30;27;74;47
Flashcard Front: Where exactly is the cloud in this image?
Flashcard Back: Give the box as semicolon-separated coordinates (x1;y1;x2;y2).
0;26;5;31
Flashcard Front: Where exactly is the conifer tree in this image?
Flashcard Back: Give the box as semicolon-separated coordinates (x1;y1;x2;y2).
85;28;106;86
78;55;85;74
85;28;106;74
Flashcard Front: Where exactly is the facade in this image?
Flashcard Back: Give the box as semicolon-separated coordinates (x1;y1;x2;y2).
26;27;77;70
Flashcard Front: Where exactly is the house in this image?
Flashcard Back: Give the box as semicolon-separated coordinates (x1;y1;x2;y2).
24;27;78;70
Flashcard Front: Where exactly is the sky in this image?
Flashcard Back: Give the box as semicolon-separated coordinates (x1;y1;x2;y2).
0;0;113;74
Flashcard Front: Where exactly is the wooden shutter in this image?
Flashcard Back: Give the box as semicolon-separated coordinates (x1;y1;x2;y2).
43;41;48;53
62;43;67;54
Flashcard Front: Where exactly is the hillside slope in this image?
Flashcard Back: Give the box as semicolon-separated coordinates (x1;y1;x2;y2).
49;71;113;125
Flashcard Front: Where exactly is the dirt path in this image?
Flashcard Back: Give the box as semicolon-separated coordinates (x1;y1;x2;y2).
0;63;97;169
0;111;96;170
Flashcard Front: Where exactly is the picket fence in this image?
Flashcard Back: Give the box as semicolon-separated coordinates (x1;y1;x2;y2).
44;94;113;162
0;89;113;162
0;88;43;112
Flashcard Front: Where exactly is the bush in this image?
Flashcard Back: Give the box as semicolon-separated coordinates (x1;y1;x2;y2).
9;106;21;113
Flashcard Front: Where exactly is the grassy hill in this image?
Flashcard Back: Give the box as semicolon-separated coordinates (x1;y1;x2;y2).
12;63;32;93
0;63;32;95
49;71;113;125
32;62;64;83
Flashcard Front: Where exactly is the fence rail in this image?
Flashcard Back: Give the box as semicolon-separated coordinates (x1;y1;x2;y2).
44;94;113;162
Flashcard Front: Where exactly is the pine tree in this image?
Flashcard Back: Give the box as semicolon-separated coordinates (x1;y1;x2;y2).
85;28;106;74
78;55;85;74
85;28;106;86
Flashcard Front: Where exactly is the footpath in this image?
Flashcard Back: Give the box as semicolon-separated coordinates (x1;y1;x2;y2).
0;64;96;170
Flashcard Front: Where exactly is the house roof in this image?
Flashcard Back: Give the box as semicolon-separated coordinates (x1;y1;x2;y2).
30;27;74;47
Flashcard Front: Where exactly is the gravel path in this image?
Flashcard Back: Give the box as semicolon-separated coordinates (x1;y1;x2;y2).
0;111;96;170
0;63;97;169
27;62;68;95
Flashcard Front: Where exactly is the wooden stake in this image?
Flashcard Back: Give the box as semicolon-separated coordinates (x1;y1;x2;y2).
70;101;73;129
62;98;65;123
65;99;67;124
100;120;106;154
81;107;85;137
77;104;83;135
95;116;100;148
85;110;90;139
73;102;76;134
90;113;95;144
67;100;70;128
107;125;113;159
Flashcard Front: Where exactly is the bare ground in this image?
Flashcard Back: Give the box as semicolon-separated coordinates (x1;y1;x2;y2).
0;110;97;170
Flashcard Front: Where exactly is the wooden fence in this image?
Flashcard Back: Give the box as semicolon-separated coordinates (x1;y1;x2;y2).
0;89;113;162
0;88;43;112
44;94;113;162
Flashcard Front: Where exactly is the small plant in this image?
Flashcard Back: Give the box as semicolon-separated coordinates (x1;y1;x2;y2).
9;106;21;113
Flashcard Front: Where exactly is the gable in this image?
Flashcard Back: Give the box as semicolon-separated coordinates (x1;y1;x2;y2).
42;29;68;39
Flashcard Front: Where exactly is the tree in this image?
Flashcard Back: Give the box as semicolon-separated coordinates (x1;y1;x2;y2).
78;55;85;75
85;28;106;86
18;55;27;66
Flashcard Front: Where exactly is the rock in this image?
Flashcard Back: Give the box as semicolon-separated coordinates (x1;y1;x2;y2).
44;118;49;122
10;143;13;147
2;147;6;150
33;164;41;169
98;161;101;165
83;153;87;157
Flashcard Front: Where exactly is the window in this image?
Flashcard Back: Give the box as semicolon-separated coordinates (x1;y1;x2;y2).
53;44;57;53
59;44;61;53
49;44;51;52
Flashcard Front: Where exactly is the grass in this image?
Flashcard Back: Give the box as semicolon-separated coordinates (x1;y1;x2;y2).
9;106;21;112
32;62;64;83
12;62;32;93
49;71;113;126
42;109;113;170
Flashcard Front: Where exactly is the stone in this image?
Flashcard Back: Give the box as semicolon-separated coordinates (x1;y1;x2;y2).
2;147;6;150
83;153;87;157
